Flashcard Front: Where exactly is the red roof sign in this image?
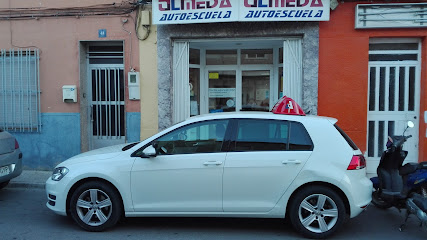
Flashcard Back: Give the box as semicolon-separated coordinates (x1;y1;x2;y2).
271;96;305;116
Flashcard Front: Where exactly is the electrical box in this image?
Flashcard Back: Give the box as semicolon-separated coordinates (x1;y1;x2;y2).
140;10;151;25
62;85;77;103
128;72;140;100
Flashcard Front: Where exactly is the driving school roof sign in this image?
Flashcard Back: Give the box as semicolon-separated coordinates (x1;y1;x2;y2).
152;0;330;25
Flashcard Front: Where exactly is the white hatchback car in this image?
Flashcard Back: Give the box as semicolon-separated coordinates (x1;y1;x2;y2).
46;100;372;239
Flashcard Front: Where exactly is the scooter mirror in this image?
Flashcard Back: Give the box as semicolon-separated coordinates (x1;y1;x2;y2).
407;121;415;128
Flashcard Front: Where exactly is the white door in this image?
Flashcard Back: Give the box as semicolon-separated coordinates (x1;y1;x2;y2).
366;39;421;174
223;119;312;212
131;120;229;212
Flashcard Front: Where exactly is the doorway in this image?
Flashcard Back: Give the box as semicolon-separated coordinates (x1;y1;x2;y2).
173;38;303;124
366;38;421;173
86;43;126;150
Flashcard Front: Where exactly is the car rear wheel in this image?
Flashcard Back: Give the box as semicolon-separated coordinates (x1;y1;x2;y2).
69;181;123;231
289;186;347;239
0;180;9;189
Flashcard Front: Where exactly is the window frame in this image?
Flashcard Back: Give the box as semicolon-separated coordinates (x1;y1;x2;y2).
0;48;41;132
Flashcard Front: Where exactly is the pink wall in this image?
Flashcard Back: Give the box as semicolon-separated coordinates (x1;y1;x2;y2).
0;0;140;113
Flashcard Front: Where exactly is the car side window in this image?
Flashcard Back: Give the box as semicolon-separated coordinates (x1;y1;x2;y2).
289;122;313;151
156;120;229;155
233;119;313;152
234;119;288;151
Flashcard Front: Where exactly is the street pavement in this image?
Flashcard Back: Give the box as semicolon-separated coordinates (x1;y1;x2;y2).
3;171;427;239
9;170;51;189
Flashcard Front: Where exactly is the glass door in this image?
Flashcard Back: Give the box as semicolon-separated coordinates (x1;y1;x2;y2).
242;70;271;111
207;70;237;113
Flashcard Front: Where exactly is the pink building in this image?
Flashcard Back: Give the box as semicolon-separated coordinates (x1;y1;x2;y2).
0;0;142;169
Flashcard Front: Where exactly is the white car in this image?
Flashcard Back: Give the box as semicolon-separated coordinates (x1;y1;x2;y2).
46;99;372;239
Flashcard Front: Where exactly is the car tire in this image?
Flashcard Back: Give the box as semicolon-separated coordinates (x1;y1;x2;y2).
371;190;392;209
288;186;347;239
0;180;9;189
69;181;123;232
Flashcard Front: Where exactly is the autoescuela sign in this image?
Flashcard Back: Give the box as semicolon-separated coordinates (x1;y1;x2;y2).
152;0;330;24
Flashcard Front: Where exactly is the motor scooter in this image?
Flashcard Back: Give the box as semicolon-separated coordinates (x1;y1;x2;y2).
370;121;427;231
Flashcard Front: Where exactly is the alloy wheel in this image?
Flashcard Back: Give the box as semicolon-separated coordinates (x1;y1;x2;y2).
76;188;113;227
298;193;339;233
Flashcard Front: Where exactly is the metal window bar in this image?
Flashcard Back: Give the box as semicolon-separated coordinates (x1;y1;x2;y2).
0;48;41;132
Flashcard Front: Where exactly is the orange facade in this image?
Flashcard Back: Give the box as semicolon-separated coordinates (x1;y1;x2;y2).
318;2;427;162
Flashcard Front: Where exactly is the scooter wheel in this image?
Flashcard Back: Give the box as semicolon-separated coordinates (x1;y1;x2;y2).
372;190;392;209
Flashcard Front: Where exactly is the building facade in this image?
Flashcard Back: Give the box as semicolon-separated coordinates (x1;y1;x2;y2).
318;1;427;173
0;0;144;169
152;0;330;130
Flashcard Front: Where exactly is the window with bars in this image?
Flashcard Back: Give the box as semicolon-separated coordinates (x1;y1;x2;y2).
0;49;41;132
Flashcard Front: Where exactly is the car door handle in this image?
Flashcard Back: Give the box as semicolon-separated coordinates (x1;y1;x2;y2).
282;159;302;164
203;161;223;166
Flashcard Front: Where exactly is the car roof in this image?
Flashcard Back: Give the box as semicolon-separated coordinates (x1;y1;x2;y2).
183;111;337;124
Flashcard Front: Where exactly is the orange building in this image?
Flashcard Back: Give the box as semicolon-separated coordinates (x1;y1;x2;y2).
319;1;427;173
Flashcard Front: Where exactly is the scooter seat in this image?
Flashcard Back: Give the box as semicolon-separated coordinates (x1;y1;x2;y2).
412;193;427;212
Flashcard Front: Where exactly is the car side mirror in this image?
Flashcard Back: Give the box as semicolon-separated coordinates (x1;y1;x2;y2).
141;145;157;158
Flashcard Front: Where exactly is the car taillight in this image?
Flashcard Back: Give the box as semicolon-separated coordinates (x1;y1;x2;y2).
15;139;19;149
347;155;366;170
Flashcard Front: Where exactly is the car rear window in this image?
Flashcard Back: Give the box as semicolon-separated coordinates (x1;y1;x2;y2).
334;124;358;150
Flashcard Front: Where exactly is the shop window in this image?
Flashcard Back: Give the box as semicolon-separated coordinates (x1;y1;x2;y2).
241;49;273;65
0;49;41;132
242;70;270;111
278;47;284;99
190;48;200;65
190;68;200;116
208;70;236;113
206;50;237;65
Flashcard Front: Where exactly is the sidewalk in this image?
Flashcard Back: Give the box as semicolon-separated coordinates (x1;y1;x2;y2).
9;170;52;189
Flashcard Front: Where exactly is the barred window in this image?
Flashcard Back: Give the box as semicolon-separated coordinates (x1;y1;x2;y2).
0;49;41;132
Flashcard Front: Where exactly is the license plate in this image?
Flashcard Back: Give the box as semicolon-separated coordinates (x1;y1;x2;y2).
0;166;10;177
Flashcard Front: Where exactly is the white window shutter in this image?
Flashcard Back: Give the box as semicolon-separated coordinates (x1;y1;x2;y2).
283;39;303;105
172;41;190;124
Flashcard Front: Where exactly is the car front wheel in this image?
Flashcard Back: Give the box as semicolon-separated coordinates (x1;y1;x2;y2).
289;186;347;239
69;181;123;231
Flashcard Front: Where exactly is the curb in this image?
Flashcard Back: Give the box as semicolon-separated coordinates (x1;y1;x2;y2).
8;182;45;189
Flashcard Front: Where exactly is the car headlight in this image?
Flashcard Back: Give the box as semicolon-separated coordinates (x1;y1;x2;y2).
51;167;69;181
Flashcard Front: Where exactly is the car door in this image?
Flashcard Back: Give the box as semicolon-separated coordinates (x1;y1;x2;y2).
130;119;229;212
223;119;313;212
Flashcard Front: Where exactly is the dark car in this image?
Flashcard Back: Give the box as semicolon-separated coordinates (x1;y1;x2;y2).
0;129;23;189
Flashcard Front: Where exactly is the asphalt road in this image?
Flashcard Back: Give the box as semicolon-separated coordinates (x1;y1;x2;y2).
0;187;426;240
